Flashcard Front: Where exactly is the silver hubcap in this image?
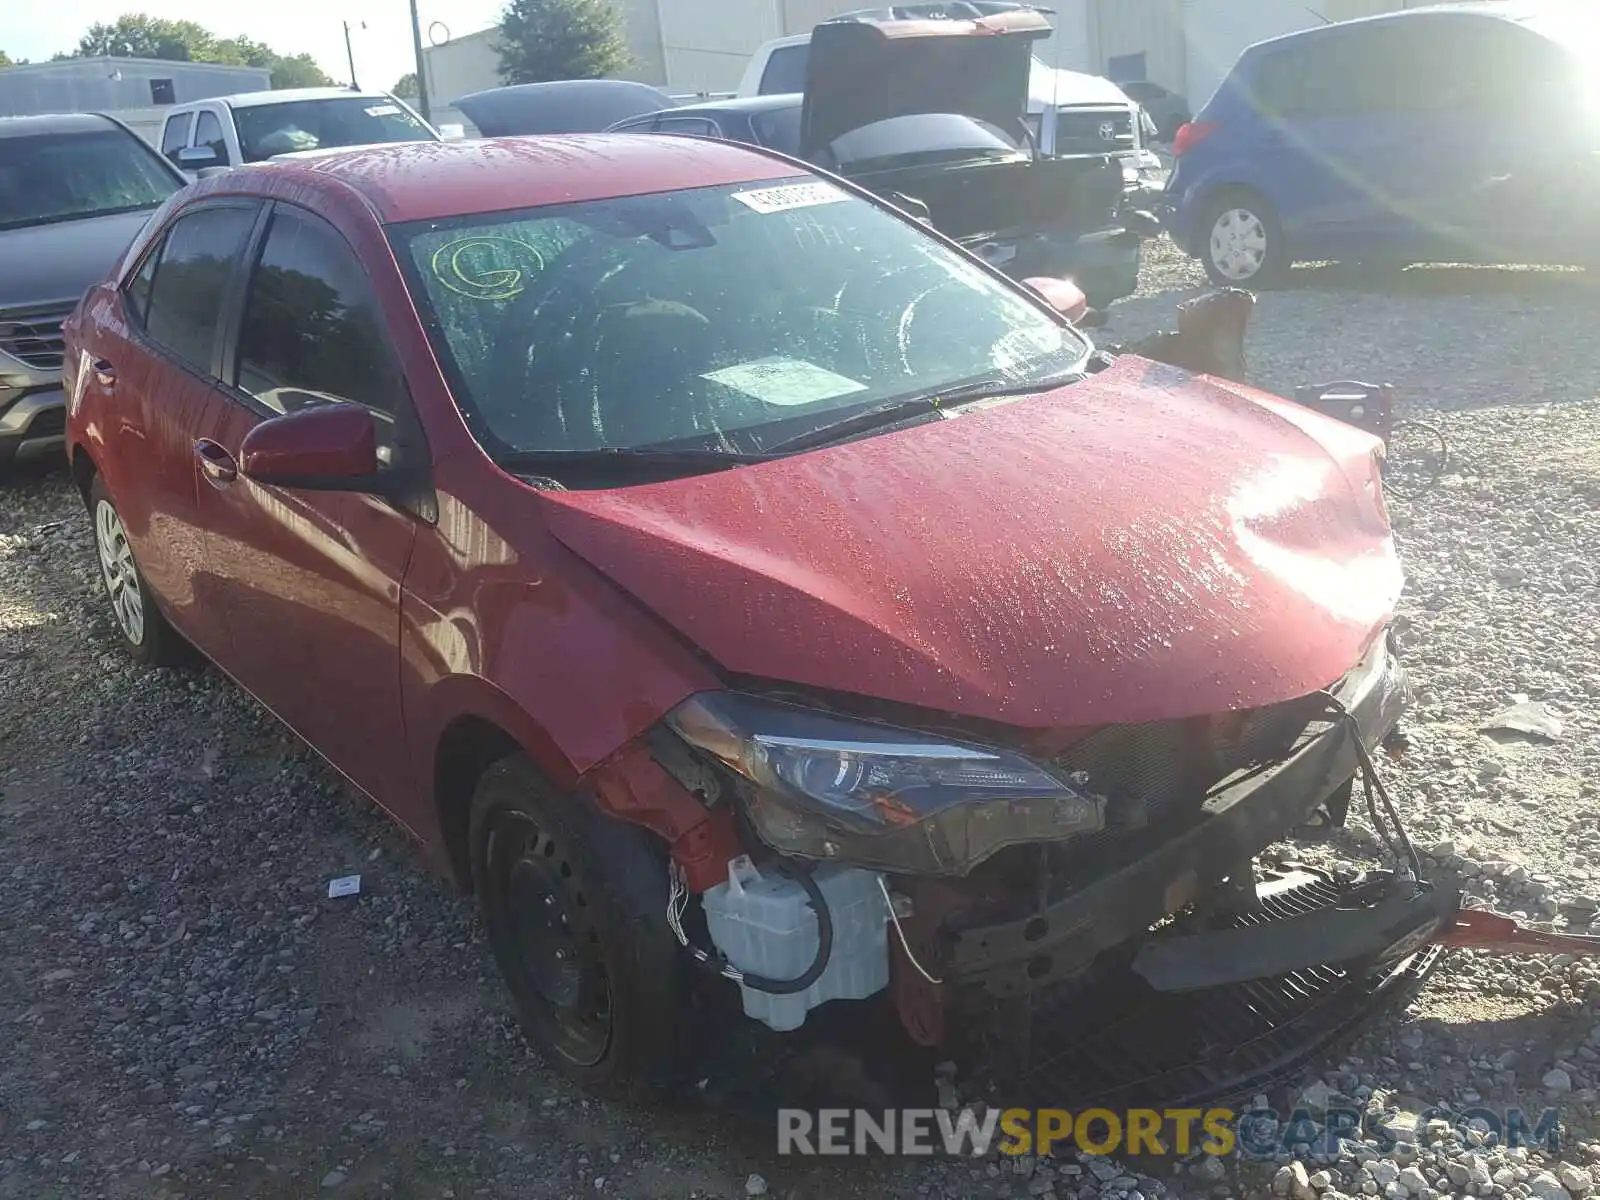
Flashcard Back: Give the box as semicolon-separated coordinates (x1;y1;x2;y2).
1210;207;1269;280
95;499;145;645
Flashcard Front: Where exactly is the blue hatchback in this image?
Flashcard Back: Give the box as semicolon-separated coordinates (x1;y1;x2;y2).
1164;2;1599;287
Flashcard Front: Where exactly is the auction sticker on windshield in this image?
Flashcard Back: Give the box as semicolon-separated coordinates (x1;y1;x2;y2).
730;182;849;215
704;357;867;407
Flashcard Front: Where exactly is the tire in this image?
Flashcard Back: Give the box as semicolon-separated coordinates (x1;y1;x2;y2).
88;474;188;667
469;753;687;1100
1200;190;1290;288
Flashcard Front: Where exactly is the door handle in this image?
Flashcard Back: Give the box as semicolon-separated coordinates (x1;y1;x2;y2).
92;358;116;387
194;438;238;485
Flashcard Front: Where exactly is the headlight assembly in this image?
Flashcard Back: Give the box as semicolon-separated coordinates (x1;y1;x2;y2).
666;692;1105;877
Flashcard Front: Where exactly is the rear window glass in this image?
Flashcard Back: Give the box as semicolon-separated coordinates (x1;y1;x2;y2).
752;105;803;154
1249;16;1569;116
140;205;258;370
759;45;809;94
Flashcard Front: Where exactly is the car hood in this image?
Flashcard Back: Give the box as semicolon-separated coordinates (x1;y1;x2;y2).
543;356;1401;730
800;8;1049;158
0;208;157;312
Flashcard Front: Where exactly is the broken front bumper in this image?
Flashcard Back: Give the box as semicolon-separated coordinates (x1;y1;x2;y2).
943;635;1411;997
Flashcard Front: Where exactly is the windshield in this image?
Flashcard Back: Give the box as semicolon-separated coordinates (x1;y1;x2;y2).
235;97;434;162
392;176;1088;465
0;128;180;232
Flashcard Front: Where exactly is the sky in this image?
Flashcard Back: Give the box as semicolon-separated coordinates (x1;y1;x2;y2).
1;0;505;93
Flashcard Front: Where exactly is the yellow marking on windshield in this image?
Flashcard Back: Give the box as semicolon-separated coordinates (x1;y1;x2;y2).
429;235;545;301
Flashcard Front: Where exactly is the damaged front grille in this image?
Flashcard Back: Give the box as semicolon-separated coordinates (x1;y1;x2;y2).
1051;107;1137;156
972;870;1444;1109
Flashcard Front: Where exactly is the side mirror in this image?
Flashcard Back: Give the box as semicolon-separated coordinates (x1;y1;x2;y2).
1021;276;1089;324
239;404;382;491
176;145;225;172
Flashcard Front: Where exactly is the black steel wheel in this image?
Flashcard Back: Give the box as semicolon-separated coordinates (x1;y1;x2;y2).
469;754;686;1098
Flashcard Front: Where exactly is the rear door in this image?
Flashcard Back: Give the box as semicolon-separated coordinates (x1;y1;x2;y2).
88;201;262;657
757;44;810;95
1241;24;1441;257
1423;18;1590;263
191;200;422;810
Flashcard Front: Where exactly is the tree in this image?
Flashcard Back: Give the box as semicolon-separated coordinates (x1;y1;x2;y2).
393;73;419;99
75;15;216;61
0;50;14;66
263;53;334;89
67;15;333;88
494;0;629;85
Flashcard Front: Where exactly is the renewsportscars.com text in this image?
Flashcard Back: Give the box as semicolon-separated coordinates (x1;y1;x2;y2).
777;1106;1564;1158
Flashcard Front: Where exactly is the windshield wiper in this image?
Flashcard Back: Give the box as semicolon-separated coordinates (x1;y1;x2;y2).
765;373;1086;455
496;445;775;476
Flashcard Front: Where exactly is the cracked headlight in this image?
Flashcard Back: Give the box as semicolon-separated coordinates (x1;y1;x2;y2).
666;692;1105;877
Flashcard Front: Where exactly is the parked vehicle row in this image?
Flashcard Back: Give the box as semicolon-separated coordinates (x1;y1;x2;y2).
452;7;1163;310
1165;1;1598;285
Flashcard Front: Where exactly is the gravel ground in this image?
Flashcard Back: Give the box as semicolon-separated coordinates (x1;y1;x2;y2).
4;240;1600;1200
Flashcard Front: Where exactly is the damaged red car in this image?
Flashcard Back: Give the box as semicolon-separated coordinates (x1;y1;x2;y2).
61;133;1446;1105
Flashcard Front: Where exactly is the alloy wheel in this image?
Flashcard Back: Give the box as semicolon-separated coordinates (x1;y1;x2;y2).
94;499;145;646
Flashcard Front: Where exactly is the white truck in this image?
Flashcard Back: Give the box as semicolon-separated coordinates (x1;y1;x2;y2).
151;87;441;178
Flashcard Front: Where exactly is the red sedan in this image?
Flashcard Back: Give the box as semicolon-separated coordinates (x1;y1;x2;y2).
62;134;1426;1101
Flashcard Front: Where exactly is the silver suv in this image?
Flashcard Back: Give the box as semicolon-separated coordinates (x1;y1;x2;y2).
0;112;184;470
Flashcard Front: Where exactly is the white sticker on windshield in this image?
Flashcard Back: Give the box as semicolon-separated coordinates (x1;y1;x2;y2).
703;358;867;407
365;104;401;116
730;182;849;215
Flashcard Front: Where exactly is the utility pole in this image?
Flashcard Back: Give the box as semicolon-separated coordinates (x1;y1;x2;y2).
342;20;362;89
408;0;432;122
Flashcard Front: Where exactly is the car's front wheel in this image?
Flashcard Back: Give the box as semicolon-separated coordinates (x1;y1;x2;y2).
1201;191;1289;288
469;753;688;1100
88;475;187;666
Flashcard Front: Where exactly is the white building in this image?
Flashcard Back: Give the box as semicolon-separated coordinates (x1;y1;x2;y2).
422;0;1436;125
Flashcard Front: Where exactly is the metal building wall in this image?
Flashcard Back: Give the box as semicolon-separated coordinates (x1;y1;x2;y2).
0;58;271;118
1087;0;1187;91
1086;0;1420;107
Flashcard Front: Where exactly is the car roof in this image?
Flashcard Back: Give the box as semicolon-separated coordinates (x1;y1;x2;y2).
661;94;803;117
220;88;395;109
0;112;120;139
1243;0;1541;54
216;133;806;224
